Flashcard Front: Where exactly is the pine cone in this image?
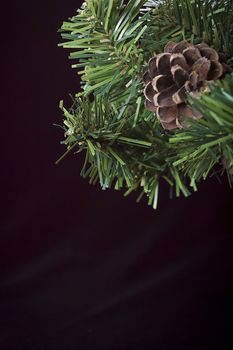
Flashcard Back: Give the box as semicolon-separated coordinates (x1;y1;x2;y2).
143;40;232;130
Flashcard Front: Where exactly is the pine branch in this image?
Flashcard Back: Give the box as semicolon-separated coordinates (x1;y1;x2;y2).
140;0;233;59
173;0;233;55
58;73;233;207
57;0;233;208
169;73;233;186
58;0;149;101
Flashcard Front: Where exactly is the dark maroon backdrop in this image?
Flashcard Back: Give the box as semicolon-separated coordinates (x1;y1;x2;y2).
1;1;233;349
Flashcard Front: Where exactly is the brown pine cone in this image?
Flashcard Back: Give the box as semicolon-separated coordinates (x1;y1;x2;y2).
143;40;232;130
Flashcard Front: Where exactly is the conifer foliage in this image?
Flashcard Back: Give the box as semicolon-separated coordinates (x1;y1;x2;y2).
57;0;233;208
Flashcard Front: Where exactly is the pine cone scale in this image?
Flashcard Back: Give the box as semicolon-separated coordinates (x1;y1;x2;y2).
183;47;201;65
189;71;198;89
148;57;158;78
143;71;151;85
170;54;189;70
144;82;155;102
199;47;219;61
171;65;189;87
157;53;171;74
171;40;192;53
172;86;187;104
164;41;176;53
155;84;178;107
192;57;210;80
208;61;223;80
157;106;178;123
152;74;173;92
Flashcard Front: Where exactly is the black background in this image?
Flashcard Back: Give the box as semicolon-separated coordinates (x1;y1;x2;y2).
1;1;233;349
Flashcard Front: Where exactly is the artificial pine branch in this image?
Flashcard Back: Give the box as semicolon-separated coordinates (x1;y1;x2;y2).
57;0;233;208
169;73;233;186
58;0;148;101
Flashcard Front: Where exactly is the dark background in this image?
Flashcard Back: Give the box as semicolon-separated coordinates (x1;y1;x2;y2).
0;1;232;349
